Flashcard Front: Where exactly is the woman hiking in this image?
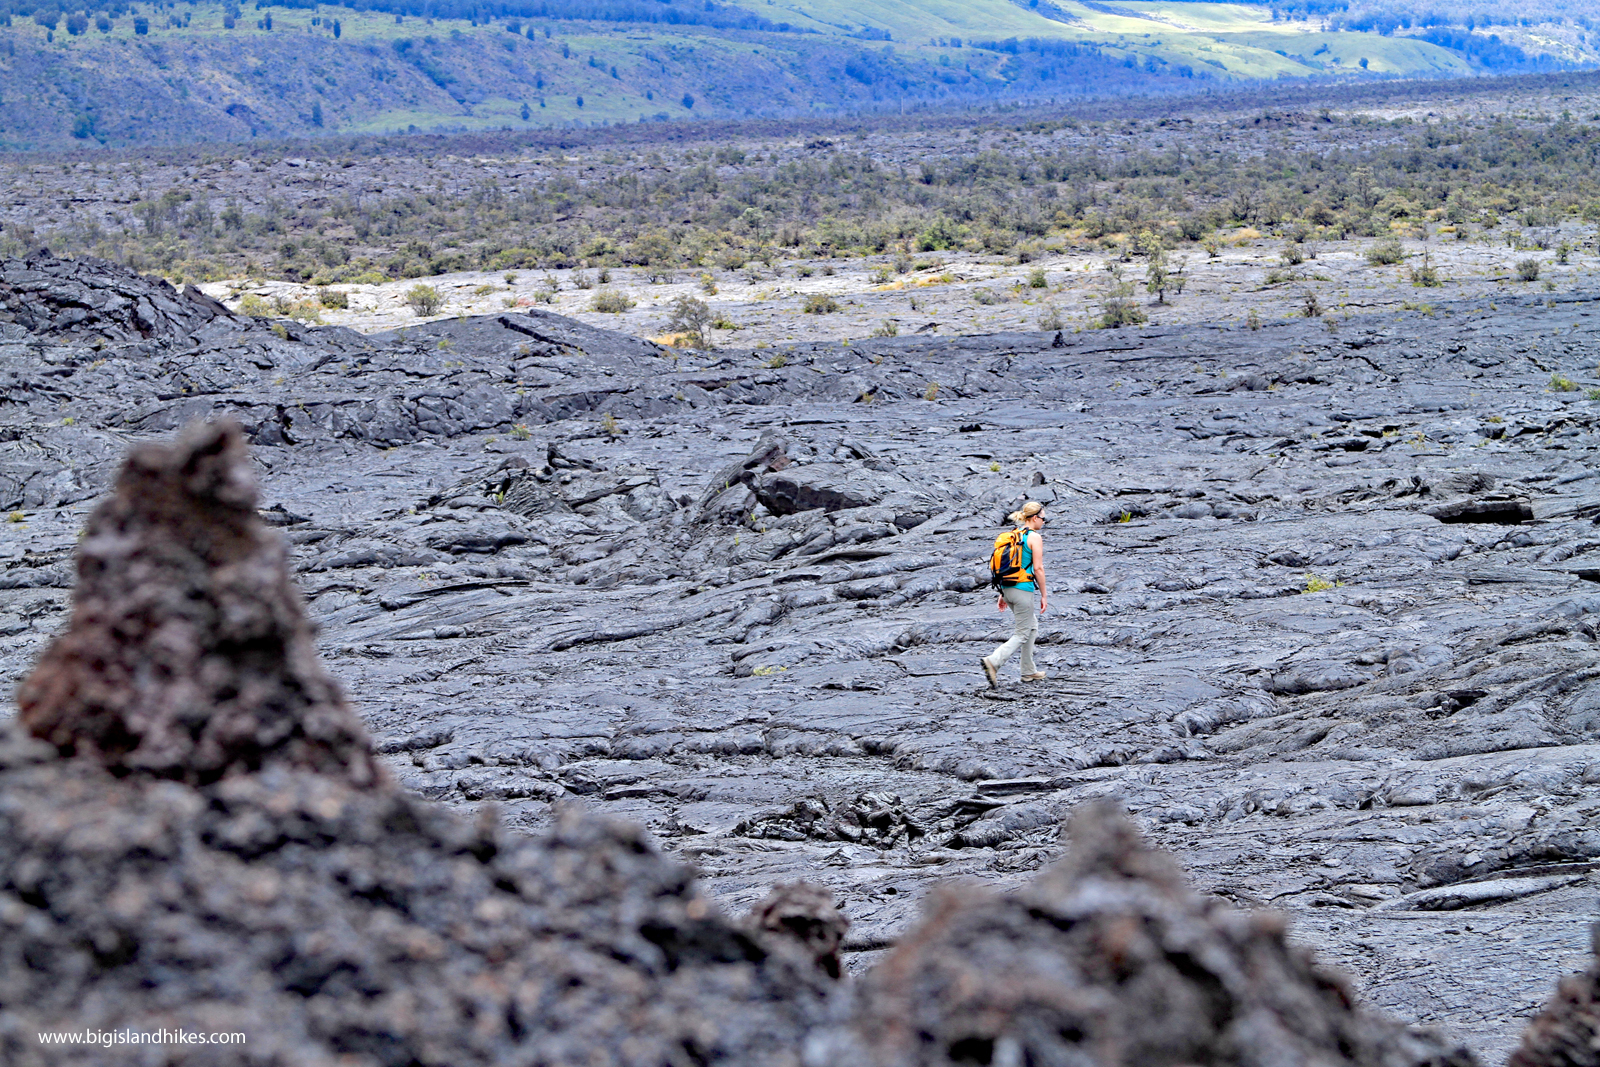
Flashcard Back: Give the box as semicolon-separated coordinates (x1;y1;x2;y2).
981;501;1048;687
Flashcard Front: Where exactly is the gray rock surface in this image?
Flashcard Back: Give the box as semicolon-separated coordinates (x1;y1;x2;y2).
7;252;1600;1060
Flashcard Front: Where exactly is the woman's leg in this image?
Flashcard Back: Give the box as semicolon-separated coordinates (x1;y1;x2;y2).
989;588;1037;672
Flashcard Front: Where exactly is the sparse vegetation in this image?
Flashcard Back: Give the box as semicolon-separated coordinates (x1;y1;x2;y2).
802;294;840;315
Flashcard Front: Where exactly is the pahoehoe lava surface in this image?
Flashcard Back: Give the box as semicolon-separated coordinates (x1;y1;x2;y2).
0;402;1473;1067
6;251;1600;1059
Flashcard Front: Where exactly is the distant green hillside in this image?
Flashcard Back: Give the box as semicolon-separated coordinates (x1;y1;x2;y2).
0;0;1590;149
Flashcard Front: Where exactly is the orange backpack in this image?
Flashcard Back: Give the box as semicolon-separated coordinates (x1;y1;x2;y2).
988;529;1030;589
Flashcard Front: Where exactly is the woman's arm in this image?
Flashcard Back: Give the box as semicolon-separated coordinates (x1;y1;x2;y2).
1029;530;1047;612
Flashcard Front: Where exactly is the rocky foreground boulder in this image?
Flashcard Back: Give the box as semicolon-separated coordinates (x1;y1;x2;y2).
0;420;1491;1065
835;800;1478;1067
16;420;382;787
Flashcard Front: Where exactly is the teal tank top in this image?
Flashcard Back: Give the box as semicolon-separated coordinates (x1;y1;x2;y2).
1013;530;1036;591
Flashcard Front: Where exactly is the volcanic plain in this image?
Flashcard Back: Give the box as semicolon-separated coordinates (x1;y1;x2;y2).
5;225;1600;1061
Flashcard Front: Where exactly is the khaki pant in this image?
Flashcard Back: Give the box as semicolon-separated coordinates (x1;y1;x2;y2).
986;586;1038;677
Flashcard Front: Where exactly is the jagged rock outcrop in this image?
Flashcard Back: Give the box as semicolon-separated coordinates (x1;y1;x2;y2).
0;250;232;343
16;420;383;787
0;738;836;1067
828;801;1479;1067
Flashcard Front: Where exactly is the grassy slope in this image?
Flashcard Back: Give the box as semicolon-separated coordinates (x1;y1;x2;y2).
0;0;1564;149
751;0;1080;41
728;0;1475;79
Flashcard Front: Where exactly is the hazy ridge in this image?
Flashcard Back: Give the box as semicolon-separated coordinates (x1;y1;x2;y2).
0;0;1594;149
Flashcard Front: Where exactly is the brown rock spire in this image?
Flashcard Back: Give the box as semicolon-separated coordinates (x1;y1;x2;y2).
16;420;385;788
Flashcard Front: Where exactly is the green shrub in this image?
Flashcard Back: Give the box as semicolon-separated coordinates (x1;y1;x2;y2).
1365;238;1405;265
870;319;898;337
1409;262;1442;287
1097;297;1147;329
406;284;443;316
1516;258;1542;282
317;288;349;309
1027;267;1048;288
802;294;839;314
590;289;635;313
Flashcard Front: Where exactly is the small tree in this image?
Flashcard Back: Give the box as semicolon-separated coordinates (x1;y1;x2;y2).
1145;246;1169;304
665;295;712;347
406;285;443;317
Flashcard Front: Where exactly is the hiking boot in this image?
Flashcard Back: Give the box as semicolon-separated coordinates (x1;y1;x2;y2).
979;657;998;689
1021;672;1047;682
